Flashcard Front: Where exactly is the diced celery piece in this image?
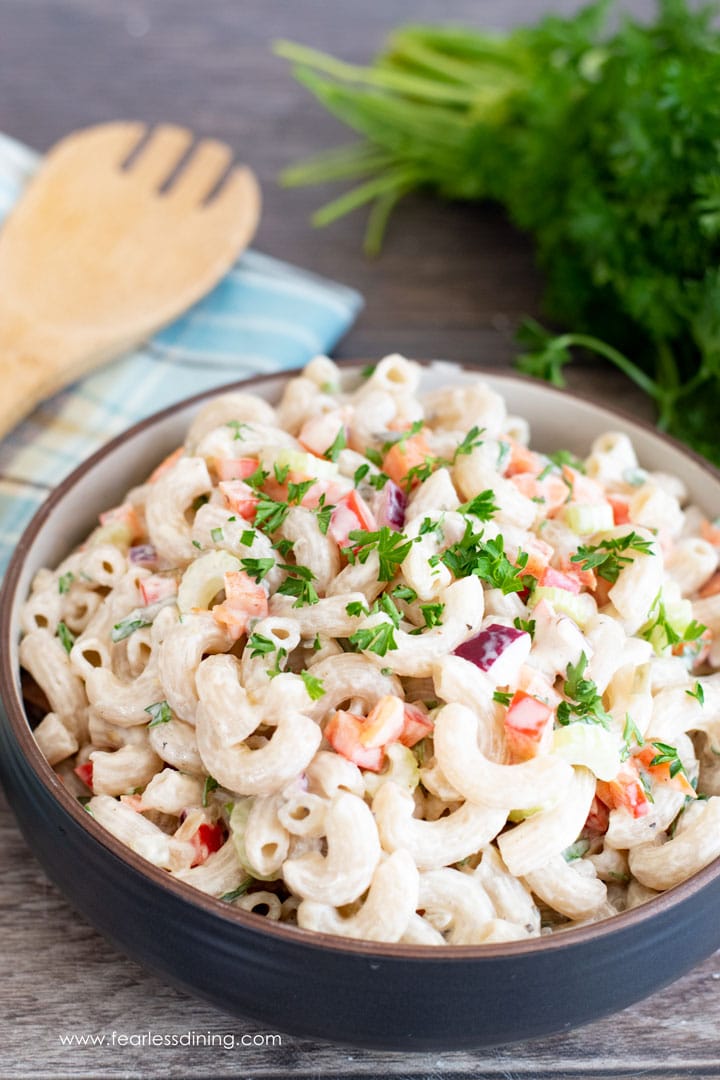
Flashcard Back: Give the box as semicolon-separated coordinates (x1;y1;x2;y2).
563;502;615;535
177;549;241;614
552;723;623;780
229;798;278;881
529;585;596;628
274;447;339;481
90;521;133;551
364;743;420;798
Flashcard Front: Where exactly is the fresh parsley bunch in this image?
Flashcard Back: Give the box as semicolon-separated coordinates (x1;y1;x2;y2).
277;0;720;462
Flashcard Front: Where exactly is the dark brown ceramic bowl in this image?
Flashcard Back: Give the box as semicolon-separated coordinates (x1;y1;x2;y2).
1;362;719;1050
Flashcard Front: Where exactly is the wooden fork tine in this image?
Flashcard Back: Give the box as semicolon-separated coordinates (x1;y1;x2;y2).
49;121;147;170
167;138;233;206
128;124;193;189
203;165;262;243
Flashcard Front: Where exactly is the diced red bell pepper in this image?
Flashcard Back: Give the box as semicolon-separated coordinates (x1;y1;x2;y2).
505;440;544;477
596;759;651;819
582;795;610;837
325;710;384;772
215;457;260;482
74;761;94;790
607;494;631;526
399;702;434;747
219;480;259;520
359;695;405;749
329;489;378;549
504;690;554;763
190;822;225;866
139;574;178;606
538;566;583;594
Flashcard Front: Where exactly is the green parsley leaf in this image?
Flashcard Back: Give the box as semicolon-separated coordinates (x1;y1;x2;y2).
202;776;219;807
301;670;326;700
220;880;253;903
381;419;424;455
686;682;705;706
56;621;75;654
267;647;288;678
111;615;152;643
312;633;322;651
457;489;499;521
226;420;250;439
240;528;256;546
420;602;444;628
452;426;484;461
571;532;655;584
192;540;202;550
439;522;527;594
240;556;275;582
649;740;688;779
556;653;611;729
273;538;295;558
273;462;290;484
248;632;276;658
345;526;414;581
245;465;270;490
354;464;370;486
288;478;315;505
324;426;347;462
315;494;335;535
254;497;289;533
277;564;319;607
145;700;172;727
345;600;369;617
361;364;376;379
380;666;393;676
349;621;398;656
548;449;585;473
391;583;417;603
493;690;513;706
58;572;75;595
403;456;439;491
621;713;645;760
418;516;443;537
513;617;536;636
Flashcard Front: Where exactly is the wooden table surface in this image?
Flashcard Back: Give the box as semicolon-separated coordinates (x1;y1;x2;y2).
0;1;716;1078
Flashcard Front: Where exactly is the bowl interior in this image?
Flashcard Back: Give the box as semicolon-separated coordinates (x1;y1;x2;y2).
4;360;720;956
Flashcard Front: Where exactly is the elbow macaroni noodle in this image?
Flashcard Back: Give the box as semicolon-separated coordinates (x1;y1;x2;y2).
19;356;720;945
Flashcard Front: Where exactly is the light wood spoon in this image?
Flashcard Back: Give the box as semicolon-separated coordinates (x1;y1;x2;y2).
0;121;261;437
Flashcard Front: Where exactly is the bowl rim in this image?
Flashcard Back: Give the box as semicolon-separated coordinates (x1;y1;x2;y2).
3;358;720;961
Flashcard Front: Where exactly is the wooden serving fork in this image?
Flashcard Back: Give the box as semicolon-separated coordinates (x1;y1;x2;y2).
0;122;261;437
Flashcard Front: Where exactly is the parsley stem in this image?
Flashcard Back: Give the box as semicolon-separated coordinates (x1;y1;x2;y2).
548;333;662;402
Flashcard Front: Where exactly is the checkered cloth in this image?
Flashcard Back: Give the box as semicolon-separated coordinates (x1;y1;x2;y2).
0;133;362;576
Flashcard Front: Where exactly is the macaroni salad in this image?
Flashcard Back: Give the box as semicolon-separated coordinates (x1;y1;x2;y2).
20;356;720;945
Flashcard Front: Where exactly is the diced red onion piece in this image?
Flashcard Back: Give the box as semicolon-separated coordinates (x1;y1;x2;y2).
376;480;407;531
454;623;531;685
129;544;157;566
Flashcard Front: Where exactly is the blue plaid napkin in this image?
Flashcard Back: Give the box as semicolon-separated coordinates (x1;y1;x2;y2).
0;133;362;576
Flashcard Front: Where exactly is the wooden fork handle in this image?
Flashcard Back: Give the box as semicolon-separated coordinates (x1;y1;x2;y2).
0;313;120;439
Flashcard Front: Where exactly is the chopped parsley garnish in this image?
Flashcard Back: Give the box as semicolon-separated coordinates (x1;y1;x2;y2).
273;462;290;484
361;364;376;379
346;600;369;617
403;456;438;490
301;670;326;700
288;478;315;505
248;632;276;658
111;614;152;643
349;621;398;657
240;528;256;546
381;419;424;455
344;526;414;581
556;653;611;729
571;532;655;583
493;690;513;706
277;564;319;607
548;449;585;473
391;583;417;603
513;616;536;636
686;682;705;706
245;465;270;490
267;647;288;678
226;420;250;439
58;572;75;595
380;666;394;676
210;526;224;544
621;713;644;760
418;516;443;537
220;880;253;903
315;494;335;535
202;775;219;807
324;426;347;462
273;538;294;558
354;463;370;486
145;700;172;727
240;556;275;582
437;522;528;594
420;602;444;629
457;489;499;521
649;740;687;779
452;426;484;461
56;621;75;654
365;447;383;468
312;634;322;651
254;496;289;533
192;540;202;550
